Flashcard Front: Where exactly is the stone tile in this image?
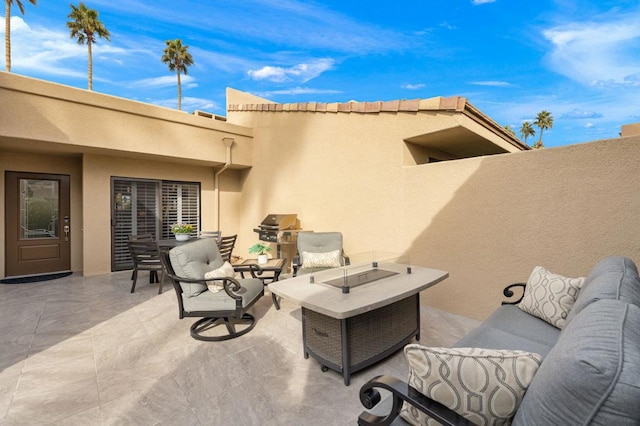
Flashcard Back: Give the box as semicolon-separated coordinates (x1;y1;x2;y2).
0;372;20;421
55;405;101;426
99;377;193;426
91;323;150;353
6;375;99;424
94;335;164;373
0;272;480;425
24;331;93;371
96;360;173;404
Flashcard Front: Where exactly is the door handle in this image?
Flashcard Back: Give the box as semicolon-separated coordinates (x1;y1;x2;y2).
64;225;70;241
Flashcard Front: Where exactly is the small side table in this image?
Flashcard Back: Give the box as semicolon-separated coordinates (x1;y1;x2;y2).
233;258;286;309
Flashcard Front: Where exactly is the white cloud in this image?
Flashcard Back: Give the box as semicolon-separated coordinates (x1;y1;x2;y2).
247;58;334;83
1;16;141;80
470;80;511;87
258;87;342;97
472;0;496;4
401;83;425;90
130;75;195;89
561;109;603;119
543;10;640;86
151;96;219;112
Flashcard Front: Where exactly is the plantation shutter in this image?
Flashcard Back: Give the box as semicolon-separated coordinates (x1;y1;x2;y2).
161;181;200;239
111;178;200;271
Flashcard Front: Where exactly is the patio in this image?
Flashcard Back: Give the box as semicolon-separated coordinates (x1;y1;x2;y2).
0;272;480;425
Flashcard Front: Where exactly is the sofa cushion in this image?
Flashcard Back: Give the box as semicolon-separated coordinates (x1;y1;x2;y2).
454;324;554;358
169;238;224;297
514;299;640;425
401;345;542;426
518;266;584;329
480;304;561;348
565;256;640;325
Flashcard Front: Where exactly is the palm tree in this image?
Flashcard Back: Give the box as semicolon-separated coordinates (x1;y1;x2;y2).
67;2;110;91
519;121;536;147
161;39;194;110
4;0;37;72
533;110;554;149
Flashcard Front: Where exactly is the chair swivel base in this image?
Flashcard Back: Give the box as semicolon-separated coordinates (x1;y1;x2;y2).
190;313;256;341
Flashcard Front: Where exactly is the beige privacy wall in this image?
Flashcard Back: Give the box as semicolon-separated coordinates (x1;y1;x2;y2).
228;90;640;320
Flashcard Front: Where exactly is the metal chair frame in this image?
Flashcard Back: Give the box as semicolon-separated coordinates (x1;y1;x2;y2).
159;249;263;341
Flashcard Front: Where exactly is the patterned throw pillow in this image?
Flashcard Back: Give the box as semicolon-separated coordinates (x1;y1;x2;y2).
518;266;585;329
301;250;342;269
204;261;235;292
400;345;542;426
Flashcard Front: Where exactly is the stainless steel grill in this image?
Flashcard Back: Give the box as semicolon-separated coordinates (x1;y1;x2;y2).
254;214;301;243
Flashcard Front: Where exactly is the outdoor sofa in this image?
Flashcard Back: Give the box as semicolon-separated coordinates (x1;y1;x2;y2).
358;256;640;425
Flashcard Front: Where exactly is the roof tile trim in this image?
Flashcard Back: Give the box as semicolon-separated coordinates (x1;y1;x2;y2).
227;96;464;114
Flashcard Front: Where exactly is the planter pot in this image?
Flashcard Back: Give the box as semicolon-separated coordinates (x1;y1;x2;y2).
257;254;268;264
175;234;190;242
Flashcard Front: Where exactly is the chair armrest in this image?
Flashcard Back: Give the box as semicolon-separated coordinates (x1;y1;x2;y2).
343;252;350;266
358;375;476;426
234;263;265;278
164;270;243;300
501;283;526;305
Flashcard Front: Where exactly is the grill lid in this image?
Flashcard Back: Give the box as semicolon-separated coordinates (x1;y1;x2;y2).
259;214;298;230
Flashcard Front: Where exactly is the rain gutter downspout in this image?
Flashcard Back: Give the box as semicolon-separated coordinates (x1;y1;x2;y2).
215;137;234;231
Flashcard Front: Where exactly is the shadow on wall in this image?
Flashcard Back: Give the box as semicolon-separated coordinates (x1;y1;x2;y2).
404;137;640;320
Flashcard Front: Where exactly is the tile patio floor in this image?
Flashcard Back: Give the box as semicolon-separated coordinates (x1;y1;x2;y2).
0;271;480;425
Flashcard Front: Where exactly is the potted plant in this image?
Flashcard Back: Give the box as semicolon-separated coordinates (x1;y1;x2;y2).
249;242;272;264
171;223;194;241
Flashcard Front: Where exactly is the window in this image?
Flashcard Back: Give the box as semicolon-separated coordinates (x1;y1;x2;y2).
111;178;200;271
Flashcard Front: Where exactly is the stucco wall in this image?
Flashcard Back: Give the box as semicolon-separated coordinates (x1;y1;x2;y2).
229;100;640;320
81;154;242;276
0;73;254;168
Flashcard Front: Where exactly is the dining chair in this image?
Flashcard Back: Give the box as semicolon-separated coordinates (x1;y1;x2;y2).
127;239;165;293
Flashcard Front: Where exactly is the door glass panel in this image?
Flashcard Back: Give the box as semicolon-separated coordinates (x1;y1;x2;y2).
20;179;59;240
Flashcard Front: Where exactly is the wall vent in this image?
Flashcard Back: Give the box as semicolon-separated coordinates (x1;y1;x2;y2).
193;110;227;121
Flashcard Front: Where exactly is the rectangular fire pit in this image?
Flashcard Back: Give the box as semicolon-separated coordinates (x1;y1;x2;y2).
270;253;449;385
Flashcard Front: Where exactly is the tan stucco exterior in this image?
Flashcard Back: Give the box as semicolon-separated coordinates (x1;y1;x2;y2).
2;73;639;320
1;72;252;276
226;89;640;320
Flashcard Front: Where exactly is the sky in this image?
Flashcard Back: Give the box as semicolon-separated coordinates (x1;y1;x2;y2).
2;0;640;147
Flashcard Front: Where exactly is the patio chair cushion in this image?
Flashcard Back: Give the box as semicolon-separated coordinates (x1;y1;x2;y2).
518;266;584;329
514;299;640;425
400;345;542;426
182;278;264;313
302;249;342;269
204;261;236;292
565;256;640;325
169;238;224;297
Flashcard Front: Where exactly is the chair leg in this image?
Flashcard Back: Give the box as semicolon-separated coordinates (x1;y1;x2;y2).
189;314;256;341
157;270;165;294
130;269;138;293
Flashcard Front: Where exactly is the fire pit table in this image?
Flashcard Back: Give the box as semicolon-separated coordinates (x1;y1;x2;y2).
269;252;448;385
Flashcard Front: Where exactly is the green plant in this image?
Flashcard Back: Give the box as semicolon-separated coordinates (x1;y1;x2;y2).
170;223;194;234
248;242;272;256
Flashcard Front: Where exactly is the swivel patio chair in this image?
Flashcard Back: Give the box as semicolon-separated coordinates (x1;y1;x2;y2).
292;232;350;276
127;239;164;293
217;234;237;263
160;238;264;341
